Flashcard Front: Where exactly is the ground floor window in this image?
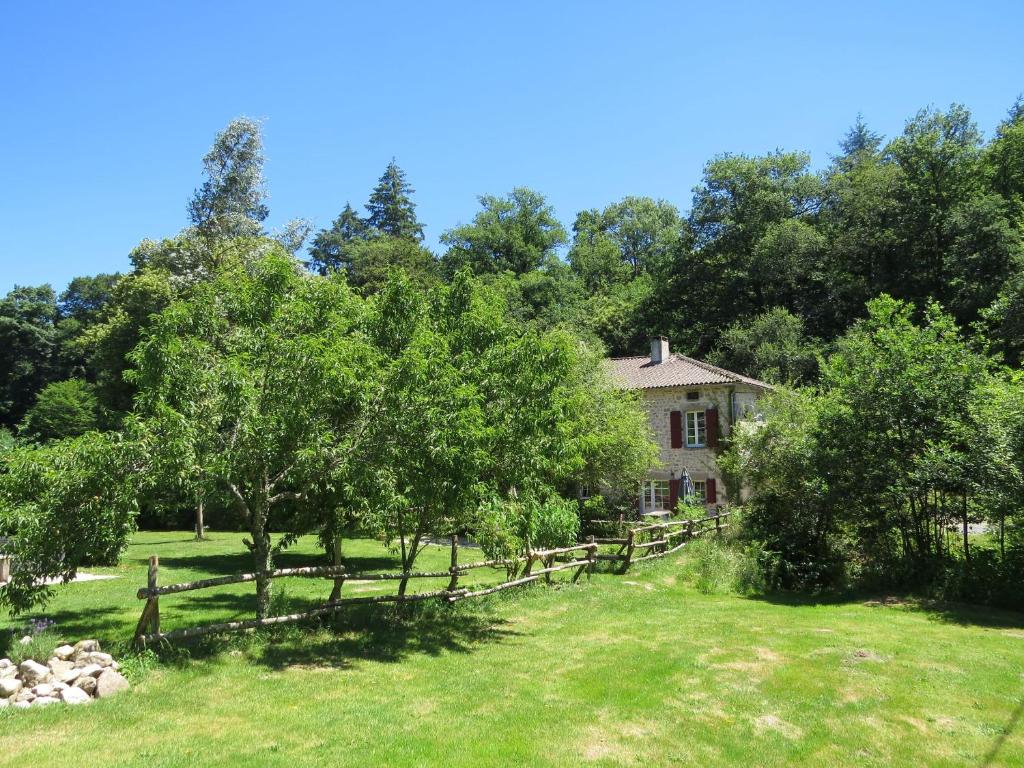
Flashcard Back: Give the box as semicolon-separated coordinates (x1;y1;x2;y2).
642;479;670;510
578;484;591;500
691;480;707;504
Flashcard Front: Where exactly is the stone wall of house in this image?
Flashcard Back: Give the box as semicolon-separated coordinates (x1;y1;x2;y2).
639;384;762;506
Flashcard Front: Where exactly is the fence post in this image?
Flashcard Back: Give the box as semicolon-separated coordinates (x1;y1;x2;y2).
587;535;596;580
447;534;460;592
148;555;160;638
624;529;635;571
716;513;721;535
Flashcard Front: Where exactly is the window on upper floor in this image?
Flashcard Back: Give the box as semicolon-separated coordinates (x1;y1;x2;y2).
686;410;706;447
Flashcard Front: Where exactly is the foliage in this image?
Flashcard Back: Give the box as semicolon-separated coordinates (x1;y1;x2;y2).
440;188;567;276
187;117;269;240
344;234;438;296
0;431;141;613
307;203;370;275
19;379;102;442
709;307;820;385
364;160;424;241
0;285;59;427
128;246;376;618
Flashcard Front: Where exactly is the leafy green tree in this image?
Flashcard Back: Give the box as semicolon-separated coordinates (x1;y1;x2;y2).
569;196;683;287
664;151;823;353
187;117;269;240
365;160;424;241
128;247;376;618
20;379;102;442
307;203;370;275
440;188;566;276
709;307;820;385
0;285;59;427
345;234;438;296
0;431;142;613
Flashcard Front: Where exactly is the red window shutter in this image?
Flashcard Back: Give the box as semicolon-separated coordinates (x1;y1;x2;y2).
670;410;682;449
669;478;680;513
706;478;717;506
706;408;719;448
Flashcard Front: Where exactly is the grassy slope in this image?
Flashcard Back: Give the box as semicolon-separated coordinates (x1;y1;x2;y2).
0;531;1022;767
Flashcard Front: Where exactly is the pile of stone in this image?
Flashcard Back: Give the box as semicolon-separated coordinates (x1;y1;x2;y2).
0;640;130;709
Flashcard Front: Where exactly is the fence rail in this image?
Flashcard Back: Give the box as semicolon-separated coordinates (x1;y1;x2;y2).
133;513;729;646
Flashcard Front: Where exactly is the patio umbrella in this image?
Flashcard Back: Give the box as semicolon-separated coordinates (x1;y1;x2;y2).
681;469;694;502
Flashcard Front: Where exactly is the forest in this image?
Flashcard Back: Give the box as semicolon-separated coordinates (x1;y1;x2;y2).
2;96;1024;612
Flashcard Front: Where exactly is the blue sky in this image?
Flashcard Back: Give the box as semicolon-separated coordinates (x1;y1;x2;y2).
2;1;1023;294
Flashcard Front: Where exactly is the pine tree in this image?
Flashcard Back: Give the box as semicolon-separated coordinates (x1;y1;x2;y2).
308;203;369;274
838;114;883;161
365;160;424;241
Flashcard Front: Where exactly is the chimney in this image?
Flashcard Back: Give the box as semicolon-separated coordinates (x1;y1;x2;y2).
650;336;669;364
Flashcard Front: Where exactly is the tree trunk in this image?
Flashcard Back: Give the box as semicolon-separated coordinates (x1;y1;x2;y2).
328;535;344;602
195;497;205;540
251;509;273;620
962;494;970;565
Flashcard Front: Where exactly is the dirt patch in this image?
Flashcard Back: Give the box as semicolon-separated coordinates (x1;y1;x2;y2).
754;714;803;740
897;715;929;734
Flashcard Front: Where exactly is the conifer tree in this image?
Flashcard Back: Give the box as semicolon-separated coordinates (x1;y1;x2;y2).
365;160;424;241
308;203;369;274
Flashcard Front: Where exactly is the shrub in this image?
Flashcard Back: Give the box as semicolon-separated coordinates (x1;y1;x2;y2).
684;536;775;596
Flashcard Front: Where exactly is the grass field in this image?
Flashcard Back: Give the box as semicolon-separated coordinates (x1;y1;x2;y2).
1;531;1023;767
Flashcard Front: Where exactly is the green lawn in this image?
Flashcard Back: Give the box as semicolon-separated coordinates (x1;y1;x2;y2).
1;531;1023;767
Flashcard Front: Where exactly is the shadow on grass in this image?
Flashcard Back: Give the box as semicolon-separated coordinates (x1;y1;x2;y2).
0;606;128;657
151;599;519;674
747;590;1024;629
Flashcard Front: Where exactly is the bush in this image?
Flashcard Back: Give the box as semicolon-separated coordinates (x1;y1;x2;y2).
684;536;775;595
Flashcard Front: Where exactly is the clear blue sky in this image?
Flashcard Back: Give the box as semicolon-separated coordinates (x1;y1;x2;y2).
2;1;1022;294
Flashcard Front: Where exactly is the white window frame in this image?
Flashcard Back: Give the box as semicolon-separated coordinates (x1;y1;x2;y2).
642;479;670;511
686;410;706;448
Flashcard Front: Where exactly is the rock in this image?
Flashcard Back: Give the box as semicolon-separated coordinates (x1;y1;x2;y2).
57;666;82;684
18;659;50;685
60;686;91;705
53;644;75;661
0;666;16;679
52;681;68;692
77;663;104;679
15;689;35;703
75;651;113;668
31;696;59;707
74;676;97;696
0;677;22;698
49;658;74;677
95;669;129;699
31;683;54;698
0;658;11;668
72;639;100;657
19;635;32;645
13;700;30;709
0;696;8;708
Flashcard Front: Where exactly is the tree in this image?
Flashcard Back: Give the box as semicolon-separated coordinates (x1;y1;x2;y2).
663;151;823;353
358;272;656;584
440;188;566;276
307;203;369;275
0;285;59;427
569;196;683;287
20;379;102;442
187;117;269;240
344;235;438;296
0;431;142;613
128;247;376;618
709;308;820;385
365;160;424;241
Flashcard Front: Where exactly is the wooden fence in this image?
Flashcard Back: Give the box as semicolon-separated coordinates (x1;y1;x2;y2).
133;512;729;647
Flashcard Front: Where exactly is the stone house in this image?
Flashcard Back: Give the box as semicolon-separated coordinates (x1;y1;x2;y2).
606;336;770;517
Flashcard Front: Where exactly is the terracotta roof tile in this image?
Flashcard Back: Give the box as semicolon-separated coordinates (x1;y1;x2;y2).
606;354;771;391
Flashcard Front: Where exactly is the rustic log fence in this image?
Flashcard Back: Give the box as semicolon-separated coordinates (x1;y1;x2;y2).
133;513;728;647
